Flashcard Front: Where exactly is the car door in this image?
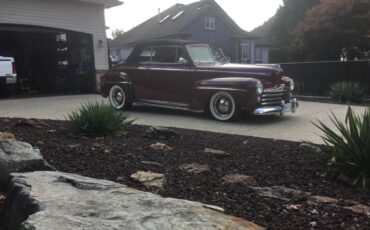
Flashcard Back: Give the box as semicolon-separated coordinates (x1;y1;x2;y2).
132;45;194;107
130;46;161;101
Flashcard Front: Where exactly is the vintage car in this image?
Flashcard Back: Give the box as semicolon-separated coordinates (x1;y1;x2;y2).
100;39;298;121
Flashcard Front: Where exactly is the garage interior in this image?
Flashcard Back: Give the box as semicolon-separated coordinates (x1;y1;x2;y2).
0;25;96;96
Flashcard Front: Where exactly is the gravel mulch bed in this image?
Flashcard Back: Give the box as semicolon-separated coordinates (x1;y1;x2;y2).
0;118;369;229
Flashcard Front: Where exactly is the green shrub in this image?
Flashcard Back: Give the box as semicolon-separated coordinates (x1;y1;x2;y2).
308;107;370;188
329;81;366;103
63;101;133;136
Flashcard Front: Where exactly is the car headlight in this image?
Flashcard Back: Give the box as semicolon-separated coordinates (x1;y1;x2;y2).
290;79;295;91
256;81;263;95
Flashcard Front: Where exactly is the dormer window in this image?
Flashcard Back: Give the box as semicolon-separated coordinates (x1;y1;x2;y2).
205;17;215;30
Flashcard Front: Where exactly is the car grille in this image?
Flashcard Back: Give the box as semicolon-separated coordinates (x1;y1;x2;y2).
261;85;290;106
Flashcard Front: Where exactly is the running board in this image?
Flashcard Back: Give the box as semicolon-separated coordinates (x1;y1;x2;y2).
134;101;204;113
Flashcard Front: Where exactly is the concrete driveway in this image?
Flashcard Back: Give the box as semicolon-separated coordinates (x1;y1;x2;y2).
0;94;367;143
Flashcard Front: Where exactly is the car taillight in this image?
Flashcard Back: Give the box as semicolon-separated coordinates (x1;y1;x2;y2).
12;62;16;75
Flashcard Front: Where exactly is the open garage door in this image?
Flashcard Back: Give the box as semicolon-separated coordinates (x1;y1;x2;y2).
0;24;96;96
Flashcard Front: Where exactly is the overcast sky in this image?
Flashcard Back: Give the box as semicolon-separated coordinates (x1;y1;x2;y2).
105;0;283;38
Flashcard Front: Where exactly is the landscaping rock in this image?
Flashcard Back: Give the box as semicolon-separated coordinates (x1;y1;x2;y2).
249;186;311;201
222;174;258;186
0;132;15;140
179;163;211;174
13;119;48;129
3;171;264;230
144;126;180;140
150;143;173;152
299;143;322;154
344;204;370;218
0;192;5;213
130;171;166;190
284;204;301;210
309;195;339;204
204;148;230;156
0;139;52;189
68;144;81;149
141;161;164;167
0;192;5;203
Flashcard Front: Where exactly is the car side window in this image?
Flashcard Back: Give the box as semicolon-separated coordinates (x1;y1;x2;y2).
138;47;155;63
152;46;178;63
138;46;188;64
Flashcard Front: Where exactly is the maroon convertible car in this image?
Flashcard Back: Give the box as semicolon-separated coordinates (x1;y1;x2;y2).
101;39;298;121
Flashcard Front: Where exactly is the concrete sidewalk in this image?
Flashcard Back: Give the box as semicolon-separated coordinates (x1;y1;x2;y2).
0;94;367;143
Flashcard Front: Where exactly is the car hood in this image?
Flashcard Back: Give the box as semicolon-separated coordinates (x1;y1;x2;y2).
198;63;284;86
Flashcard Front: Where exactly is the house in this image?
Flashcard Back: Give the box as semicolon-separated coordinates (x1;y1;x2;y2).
110;0;270;64
0;0;122;95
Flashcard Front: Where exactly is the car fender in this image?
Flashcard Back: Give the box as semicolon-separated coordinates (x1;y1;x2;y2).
190;77;260;112
100;70;134;102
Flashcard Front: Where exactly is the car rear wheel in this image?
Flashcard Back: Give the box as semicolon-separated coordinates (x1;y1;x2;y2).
108;85;132;110
209;91;238;121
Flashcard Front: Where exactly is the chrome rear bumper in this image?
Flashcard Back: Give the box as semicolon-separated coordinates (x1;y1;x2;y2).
254;98;298;115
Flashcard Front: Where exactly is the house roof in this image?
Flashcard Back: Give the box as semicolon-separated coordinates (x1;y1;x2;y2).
76;0;122;8
110;0;258;48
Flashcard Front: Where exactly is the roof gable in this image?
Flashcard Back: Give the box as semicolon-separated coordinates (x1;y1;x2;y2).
111;0;257;47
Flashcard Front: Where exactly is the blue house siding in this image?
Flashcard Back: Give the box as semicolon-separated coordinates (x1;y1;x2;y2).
182;9;239;62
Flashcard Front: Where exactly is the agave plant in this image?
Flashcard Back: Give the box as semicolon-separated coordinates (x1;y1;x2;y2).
309;107;370;188
63;100;134;137
329;81;366;103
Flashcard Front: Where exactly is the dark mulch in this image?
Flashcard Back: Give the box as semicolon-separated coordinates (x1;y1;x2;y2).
1;118;369;229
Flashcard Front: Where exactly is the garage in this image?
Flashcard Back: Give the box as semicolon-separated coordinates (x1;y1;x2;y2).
0;25;96;95
0;0;122;96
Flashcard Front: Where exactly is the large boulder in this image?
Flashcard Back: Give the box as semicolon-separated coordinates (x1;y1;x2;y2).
0;135;52;189
3;171;264;230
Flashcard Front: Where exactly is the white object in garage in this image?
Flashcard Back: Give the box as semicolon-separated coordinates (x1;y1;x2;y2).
0;56;16;85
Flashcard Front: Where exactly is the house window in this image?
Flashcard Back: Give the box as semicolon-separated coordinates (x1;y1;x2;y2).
240;41;250;63
256;47;263;63
205;17;215;30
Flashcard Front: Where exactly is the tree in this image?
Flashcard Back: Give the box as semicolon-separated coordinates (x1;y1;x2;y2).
111;29;125;40
293;0;370;61
269;0;320;47
252;0;320;62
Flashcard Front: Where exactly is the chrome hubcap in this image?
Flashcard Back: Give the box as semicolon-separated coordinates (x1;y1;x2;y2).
213;96;233;117
217;98;231;114
115;91;124;103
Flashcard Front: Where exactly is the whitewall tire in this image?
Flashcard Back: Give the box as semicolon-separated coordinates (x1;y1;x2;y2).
109;85;127;110
209;91;238;121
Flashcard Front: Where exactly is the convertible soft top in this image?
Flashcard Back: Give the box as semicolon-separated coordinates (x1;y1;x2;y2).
125;39;215;64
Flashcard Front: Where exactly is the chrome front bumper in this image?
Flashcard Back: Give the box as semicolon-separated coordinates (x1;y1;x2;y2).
254;98;299;115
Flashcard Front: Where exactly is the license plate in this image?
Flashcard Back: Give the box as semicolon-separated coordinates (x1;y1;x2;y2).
283;103;293;113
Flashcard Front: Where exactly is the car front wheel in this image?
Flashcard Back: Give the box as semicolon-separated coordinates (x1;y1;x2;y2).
209;91;239;121
108;85;132;110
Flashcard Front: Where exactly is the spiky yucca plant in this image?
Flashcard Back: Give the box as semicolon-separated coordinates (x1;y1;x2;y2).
329;82;366;103
63;101;133;136
309;107;370;188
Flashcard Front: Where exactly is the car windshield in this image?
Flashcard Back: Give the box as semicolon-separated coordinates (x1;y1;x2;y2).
187;44;227;65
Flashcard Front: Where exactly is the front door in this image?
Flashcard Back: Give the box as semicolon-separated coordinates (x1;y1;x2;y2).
132;45;194;107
